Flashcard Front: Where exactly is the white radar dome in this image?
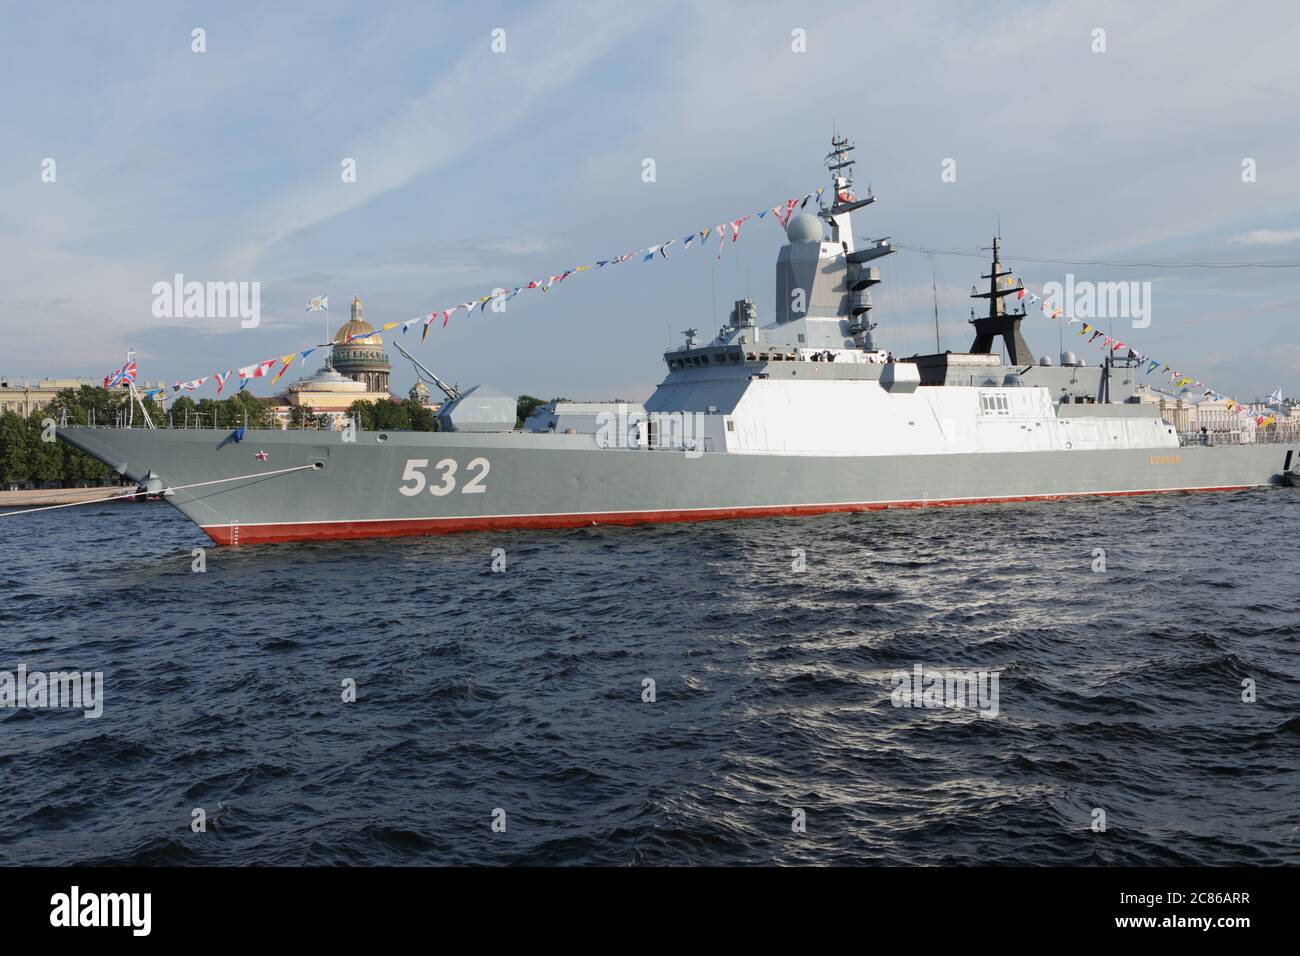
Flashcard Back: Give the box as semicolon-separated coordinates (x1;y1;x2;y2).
786;213;824;243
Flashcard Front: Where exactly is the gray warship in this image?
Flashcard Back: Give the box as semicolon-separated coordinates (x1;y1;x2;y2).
59;137;1297;545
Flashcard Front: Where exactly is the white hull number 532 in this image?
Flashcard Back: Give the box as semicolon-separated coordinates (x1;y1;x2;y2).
398;457;490;496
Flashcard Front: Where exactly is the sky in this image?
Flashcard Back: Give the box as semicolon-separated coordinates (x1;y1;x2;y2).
2;0;1300;403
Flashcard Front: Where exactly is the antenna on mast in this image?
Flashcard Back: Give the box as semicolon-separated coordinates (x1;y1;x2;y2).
932;271;942;353
825;134;857;194
968;235;1033;365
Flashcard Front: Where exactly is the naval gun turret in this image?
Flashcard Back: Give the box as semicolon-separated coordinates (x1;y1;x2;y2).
393;339;515;432
436;384;516;432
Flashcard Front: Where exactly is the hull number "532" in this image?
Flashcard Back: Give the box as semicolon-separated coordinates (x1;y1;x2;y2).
398;457;490;496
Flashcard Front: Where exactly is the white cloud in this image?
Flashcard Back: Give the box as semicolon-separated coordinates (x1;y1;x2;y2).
1226;228;1300;246
219;2;658;275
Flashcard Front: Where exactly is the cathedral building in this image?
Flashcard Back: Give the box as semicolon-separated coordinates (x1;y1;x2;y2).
268;294;395;429
330;295;391;392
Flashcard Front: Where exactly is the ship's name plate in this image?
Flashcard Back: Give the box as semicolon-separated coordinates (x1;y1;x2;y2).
1149;454;1182;465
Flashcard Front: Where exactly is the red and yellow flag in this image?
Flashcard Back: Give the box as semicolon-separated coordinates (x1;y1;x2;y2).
269;353;296;386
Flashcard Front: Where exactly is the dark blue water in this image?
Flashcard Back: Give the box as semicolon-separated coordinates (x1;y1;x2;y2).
1;490;1297;865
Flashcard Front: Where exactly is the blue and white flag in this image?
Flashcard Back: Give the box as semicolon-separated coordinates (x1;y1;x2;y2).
306;295;329;312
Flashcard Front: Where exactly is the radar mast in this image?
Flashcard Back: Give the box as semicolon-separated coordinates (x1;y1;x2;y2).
825;136;892;351
968;236;1032;365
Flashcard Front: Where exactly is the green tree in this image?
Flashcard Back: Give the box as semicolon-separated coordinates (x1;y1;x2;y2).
516;394;545;427
288;405;332;430
0;411;29;484
346;398;435;431
34;388;123;480
208;391;274;429
347;400;376;430
170;395;198;428
43;385;129;428
26;417;64;485
248;395;274;428
516;395;568;428
60;438;107;482
401;398;434;431
371;399;411;430
194;397;224;429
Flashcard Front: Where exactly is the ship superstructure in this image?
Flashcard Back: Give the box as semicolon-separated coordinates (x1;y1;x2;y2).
53;138;1296;545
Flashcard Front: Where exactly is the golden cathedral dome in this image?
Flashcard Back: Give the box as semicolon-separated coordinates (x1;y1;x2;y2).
333;295;383;347
329;294;392;394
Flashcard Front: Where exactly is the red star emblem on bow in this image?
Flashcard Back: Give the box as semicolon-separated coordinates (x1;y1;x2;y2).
256;450;268;461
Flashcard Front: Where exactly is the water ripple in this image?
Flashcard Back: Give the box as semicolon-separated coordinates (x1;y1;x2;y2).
0;491;1297;864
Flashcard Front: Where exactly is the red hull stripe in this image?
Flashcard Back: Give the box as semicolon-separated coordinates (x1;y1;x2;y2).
200;485;1255;545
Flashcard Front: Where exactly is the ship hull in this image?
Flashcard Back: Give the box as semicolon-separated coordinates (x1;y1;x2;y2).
58;427;1294;546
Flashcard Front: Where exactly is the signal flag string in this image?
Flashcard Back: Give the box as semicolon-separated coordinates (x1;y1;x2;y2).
121;187;830;404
